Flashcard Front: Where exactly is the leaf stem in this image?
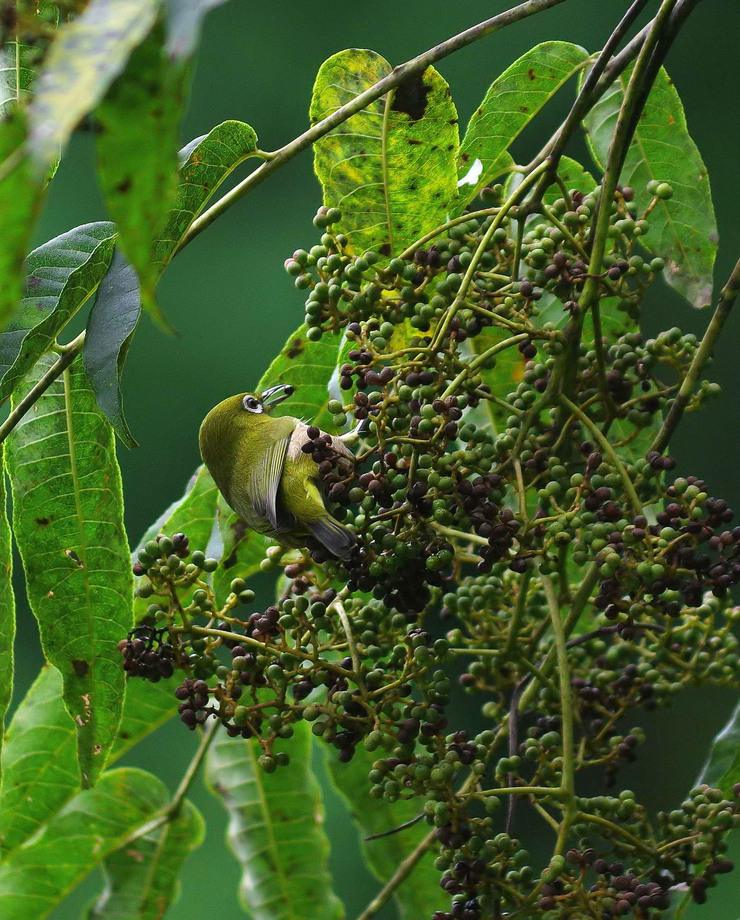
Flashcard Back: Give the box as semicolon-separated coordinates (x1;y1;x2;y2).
650;256;740;453
176;0;570;252
0;331;86;445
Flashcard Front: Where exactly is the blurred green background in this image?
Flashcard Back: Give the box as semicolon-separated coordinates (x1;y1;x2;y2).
9;1;740;917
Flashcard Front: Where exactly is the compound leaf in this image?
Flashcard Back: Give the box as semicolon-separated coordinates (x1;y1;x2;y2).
0;221;117;406
29;0;160;169
0;768;173;920
87;798;204;919
6;356;133;787
206;721;343;920
457;42;589;207
583;65;717;308
311;49;459;257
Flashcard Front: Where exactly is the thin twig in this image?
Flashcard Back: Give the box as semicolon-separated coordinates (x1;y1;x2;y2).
0;330;85;445
176;0;570;253
651;257;740;453
357;828;438;920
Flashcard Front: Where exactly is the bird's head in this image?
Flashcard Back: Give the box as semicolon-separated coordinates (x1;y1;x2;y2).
241;383;296;414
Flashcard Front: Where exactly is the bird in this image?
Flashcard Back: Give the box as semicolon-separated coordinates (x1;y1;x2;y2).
199;383;358;560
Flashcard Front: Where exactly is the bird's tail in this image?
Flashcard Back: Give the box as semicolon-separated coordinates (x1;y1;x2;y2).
308;516;357;560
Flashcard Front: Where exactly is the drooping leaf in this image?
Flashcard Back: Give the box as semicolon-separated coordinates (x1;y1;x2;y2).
165;0;230;58
697;698;740;797
0;768;172;920
0;221;117;406
0;111;44;330
0;454;14;784
87;798;204;919
96;26;187;331
0;468;219;854
457;42;589;208
6;356;133;786
583;65;717;308
323;744;442;919
29;0;160;169
206;721;343;920
311;50;459;257
83;251;141;447
543;155;597;206
153;119;259;271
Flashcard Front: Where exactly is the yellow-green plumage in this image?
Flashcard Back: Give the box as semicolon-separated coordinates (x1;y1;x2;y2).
199;390;356;559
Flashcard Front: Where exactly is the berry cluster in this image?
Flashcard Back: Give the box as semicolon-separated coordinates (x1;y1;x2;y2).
125;169;740;916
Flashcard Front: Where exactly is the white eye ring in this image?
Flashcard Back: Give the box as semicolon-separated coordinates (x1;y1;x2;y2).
243;396;262;413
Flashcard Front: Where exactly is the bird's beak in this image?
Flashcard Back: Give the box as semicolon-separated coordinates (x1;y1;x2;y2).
260;384;295;409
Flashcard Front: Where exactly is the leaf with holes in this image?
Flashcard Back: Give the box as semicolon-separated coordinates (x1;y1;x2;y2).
29;0;160;169
457;42;589;208
96;26;188;331
0;221;117;406
583;65;717;308
311;50;459;257
0;768;175;920
0;455;14;786
323;744;442;919
87;798;204;919
6;356;133;786
206;721;343;920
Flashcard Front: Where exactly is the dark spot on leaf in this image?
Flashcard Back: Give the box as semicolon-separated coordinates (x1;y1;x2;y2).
519;106;529;113
461;152;470;162
119;731;130;740
391;70;431;121
116;178;132;194
286;338;304;359
379;243;391;256
36;517;49;526
72;659;89;677
65;548;83;568
447;145;454;151
28;275;41;289
527;68;536;80
407;139;421;145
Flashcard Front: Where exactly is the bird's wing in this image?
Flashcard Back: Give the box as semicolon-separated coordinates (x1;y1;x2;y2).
247;431;292;531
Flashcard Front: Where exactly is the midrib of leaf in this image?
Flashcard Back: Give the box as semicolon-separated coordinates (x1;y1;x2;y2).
380;92;394;256
245;740;295;920
62;365;96;778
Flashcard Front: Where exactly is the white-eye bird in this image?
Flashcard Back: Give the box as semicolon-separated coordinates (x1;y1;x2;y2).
199;384;357;559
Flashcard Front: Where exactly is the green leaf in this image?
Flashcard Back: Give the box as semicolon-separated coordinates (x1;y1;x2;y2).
257;323;342;431
311;50;459;257
0;221;117;406
205;721;343;920
543;155;597;206
583;65;717;308
0;667;79;855
87;798;204;919
0;40;36;116
0;467;219;854
323;744;442;919
83;251;141;448
96;27;187;331
153;119;259;272
29;0;160;169
0;768;172;920
471;327;526;435
6;356;133;786
0;111;44;331
165;0;230;58
0;453;14;784
457;42;589;207
698;698;740;797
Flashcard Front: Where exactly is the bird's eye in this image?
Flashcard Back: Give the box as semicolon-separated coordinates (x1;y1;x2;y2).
243;396;260;412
